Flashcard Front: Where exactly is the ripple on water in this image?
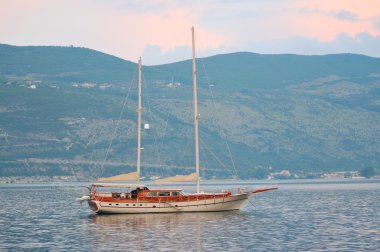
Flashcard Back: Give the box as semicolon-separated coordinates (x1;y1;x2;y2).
0;181;379;251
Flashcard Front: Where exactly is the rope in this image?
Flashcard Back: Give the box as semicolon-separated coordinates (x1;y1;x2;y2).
95;67;137;179
199;137;235;177
137;28;189;177
140;71;173;178
194;32;238;178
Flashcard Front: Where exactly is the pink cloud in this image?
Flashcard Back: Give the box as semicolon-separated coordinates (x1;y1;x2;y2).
1;0;379;63
299;0;380;18
292;0;380;40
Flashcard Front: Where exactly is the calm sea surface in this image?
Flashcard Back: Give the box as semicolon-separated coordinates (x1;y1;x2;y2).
0;180;379;251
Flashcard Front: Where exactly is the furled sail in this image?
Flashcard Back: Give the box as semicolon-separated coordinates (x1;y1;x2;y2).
154;172;198;184
97;171;139;182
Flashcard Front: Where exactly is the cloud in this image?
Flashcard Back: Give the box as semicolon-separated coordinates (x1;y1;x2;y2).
95;0;186;14
291;1;380;40
376;16;380;30
1;0;380;63
335;10;358;21
142;44;190;65
247;32;380;57
142;43;232;65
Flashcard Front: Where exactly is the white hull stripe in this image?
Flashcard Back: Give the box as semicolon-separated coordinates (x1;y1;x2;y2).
98;197;248;209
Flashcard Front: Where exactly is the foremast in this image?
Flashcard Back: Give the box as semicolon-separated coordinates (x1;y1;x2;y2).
137;57;142;182
192;27;200;193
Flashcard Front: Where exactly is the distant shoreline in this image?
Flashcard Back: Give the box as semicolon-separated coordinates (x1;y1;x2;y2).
1;175;377;184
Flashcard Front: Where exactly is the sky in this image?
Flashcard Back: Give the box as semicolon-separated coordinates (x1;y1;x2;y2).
1;0;380;65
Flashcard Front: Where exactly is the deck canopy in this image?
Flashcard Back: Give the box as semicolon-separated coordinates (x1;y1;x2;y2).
91;183;146;188
97;171;139;182
154;172;197;184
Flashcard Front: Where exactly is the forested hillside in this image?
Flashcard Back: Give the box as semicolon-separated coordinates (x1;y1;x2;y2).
1;44;379;179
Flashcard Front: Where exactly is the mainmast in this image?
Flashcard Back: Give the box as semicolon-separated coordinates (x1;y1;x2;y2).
192;27;200;193
137;57;142;182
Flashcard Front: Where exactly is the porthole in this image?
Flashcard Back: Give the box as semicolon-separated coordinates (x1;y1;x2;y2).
153;205;156;208
140;204;142;206
126;204;129;206
116;204;119;206
133;204;136;206
109;203;112;206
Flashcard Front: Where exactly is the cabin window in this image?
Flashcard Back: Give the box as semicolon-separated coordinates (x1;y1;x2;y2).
112;192;120;198
147;192;158;197
171;192;180;196
140;204;142;206
159;192;170;196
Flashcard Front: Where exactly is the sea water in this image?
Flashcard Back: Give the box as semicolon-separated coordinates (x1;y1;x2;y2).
0;180;379;251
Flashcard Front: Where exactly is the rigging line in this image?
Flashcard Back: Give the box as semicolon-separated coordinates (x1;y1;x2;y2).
85;125;109;178
208;83;238;177
141;71;161;174
179;126;194;172
159;101;193;177
138;29;194;175
195;39;238;177
156;119;168;177
84;119;109;179
148;100;173;177
96;67;137;179
199;136;235;177
193;31;233;178
172;98;196;176
140;71;171;177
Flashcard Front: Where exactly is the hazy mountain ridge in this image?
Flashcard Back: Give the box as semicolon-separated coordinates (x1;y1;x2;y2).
153;52;380;89
1;44;379;179
0;44;136;83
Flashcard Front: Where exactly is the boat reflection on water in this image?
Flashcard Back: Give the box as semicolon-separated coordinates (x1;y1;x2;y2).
90;211;245;226
89;212;248;251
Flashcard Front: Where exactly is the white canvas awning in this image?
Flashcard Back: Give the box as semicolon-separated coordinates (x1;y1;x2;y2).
91;183;145;188
154;172;198;184
97;171;139;182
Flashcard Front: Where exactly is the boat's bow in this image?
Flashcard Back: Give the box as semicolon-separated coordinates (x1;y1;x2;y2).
248;187;278;198
76;195;90;202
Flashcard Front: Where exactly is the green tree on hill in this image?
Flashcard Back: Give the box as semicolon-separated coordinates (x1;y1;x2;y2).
359;167;375;178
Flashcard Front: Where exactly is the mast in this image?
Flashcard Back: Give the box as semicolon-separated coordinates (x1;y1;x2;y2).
192;27;200;193
137;57;142;182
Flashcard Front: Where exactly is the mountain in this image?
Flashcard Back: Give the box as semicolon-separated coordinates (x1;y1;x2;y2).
153;52;380;89
0;44;136;83
1;44;380;179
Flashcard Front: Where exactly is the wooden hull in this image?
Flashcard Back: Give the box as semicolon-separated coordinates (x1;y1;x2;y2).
89;193;250;214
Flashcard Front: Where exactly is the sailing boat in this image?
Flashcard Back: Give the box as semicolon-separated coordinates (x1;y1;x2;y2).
80;27;277;214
